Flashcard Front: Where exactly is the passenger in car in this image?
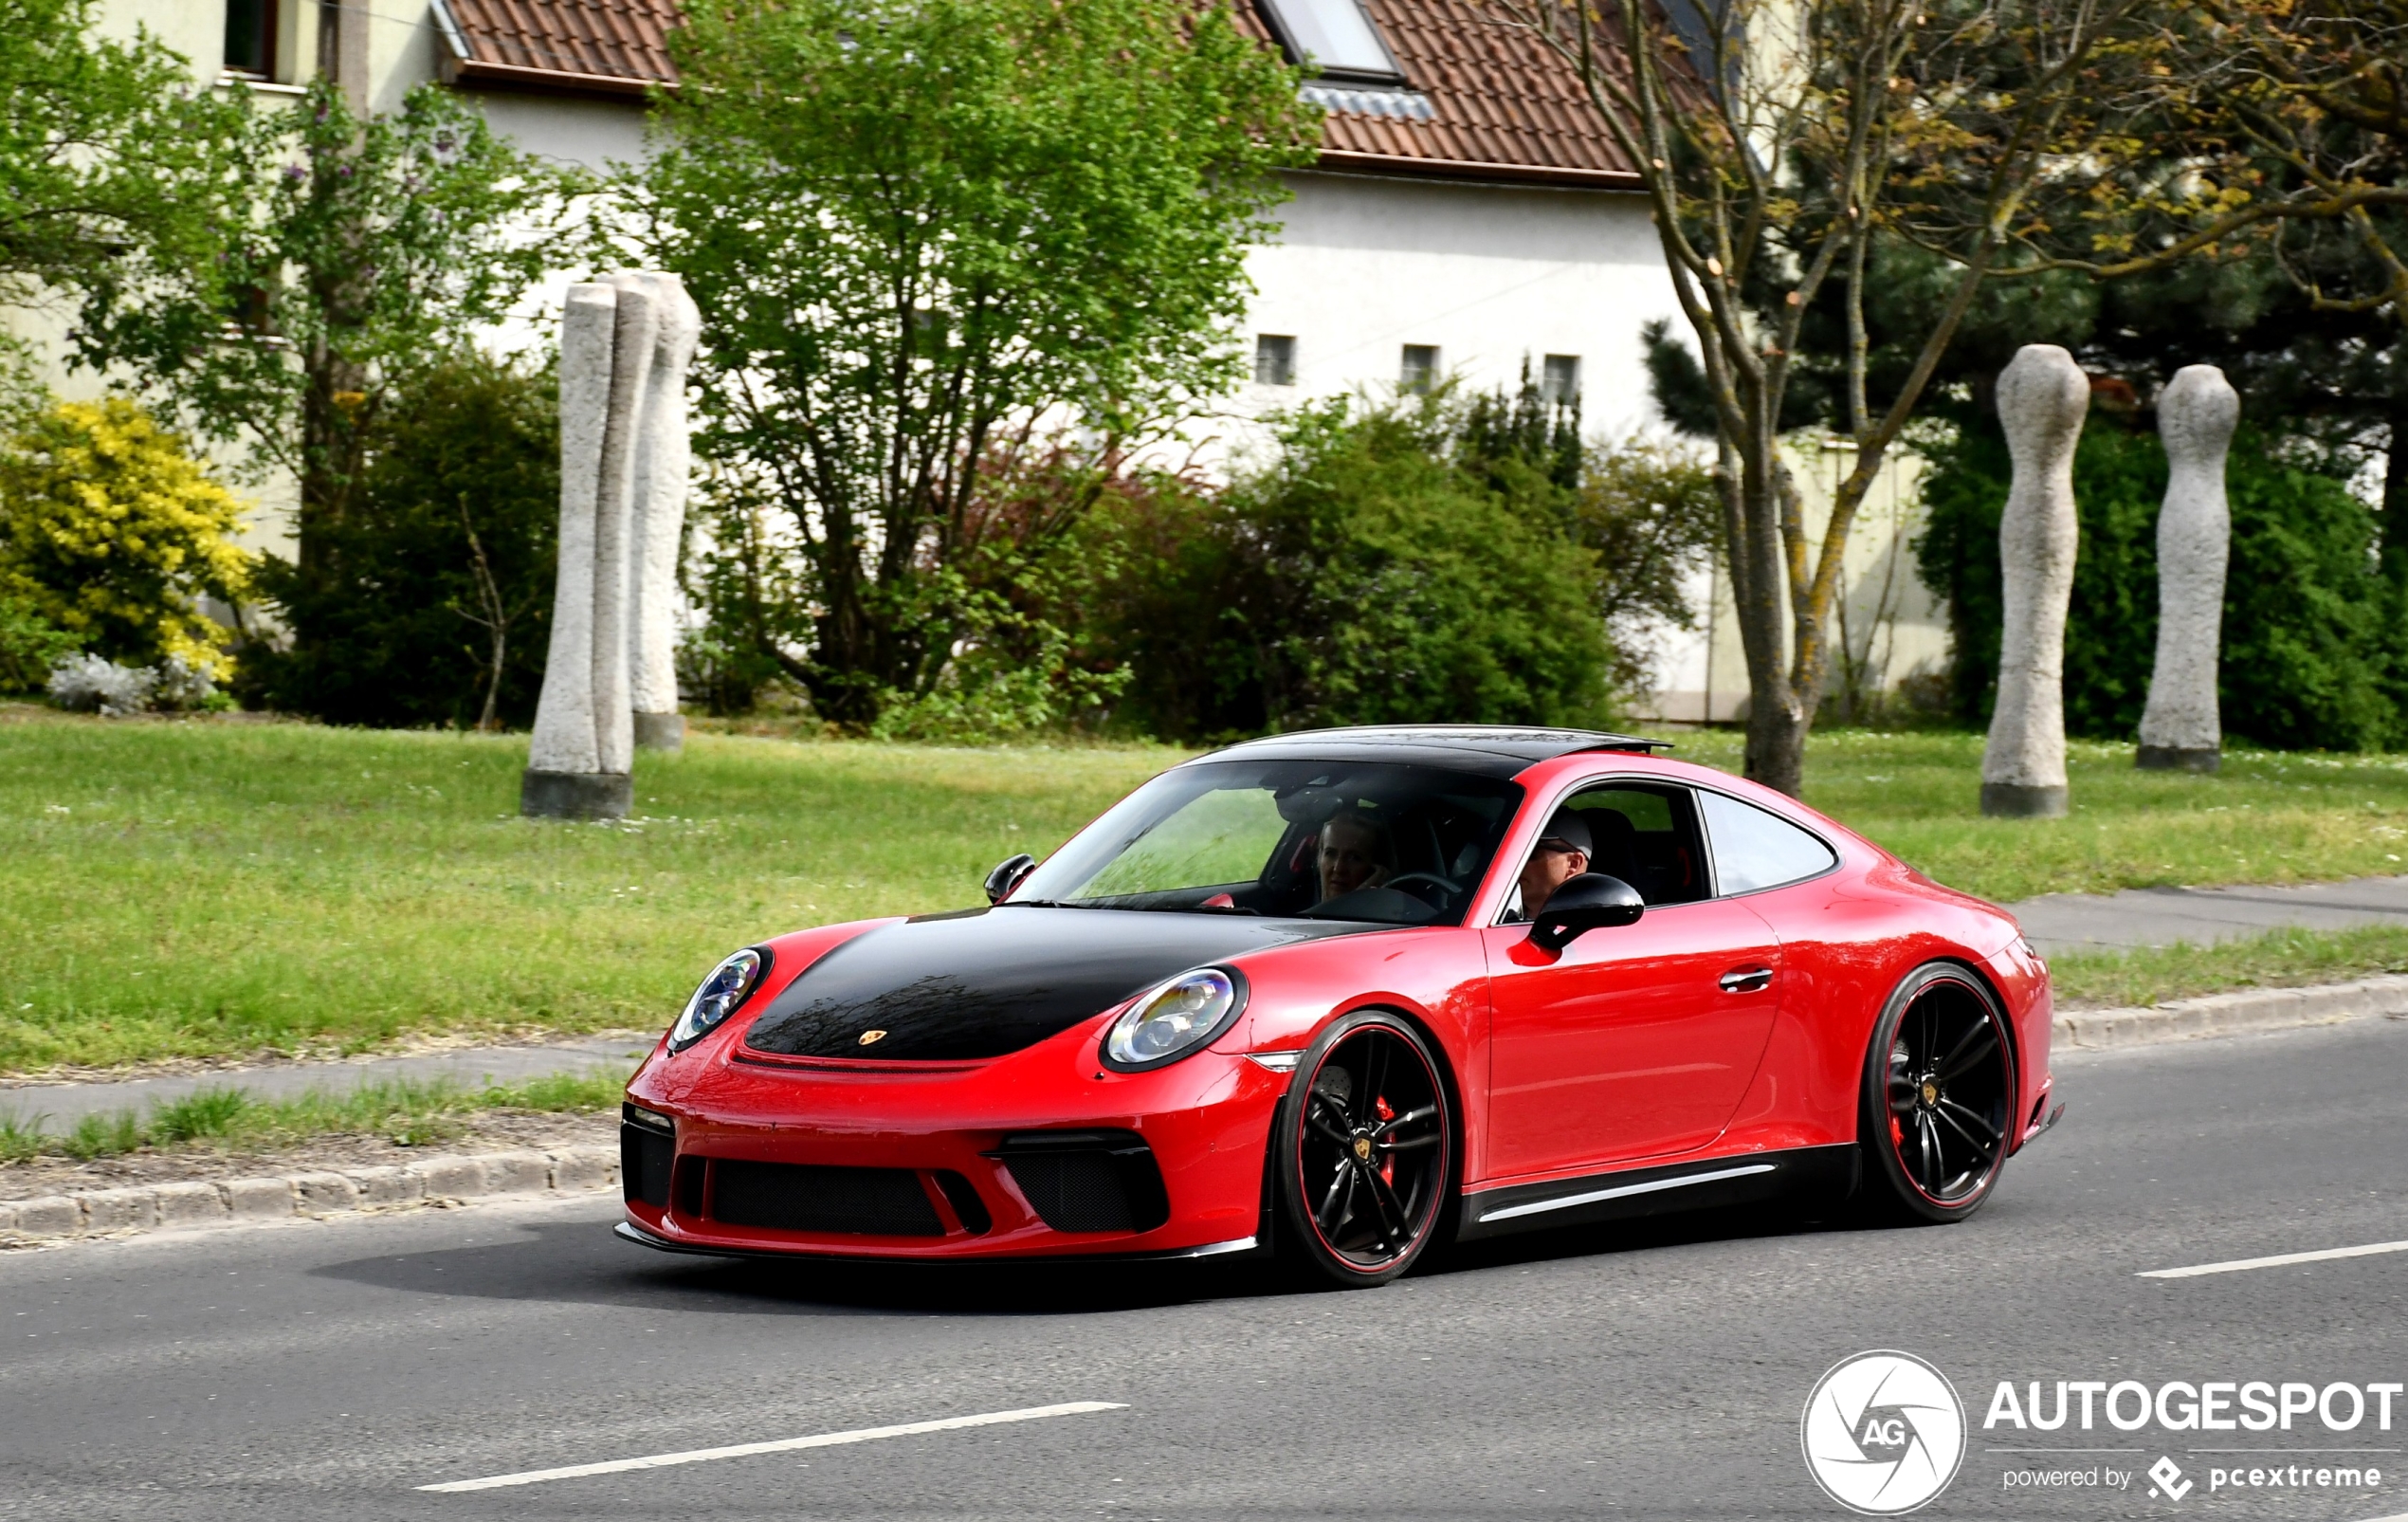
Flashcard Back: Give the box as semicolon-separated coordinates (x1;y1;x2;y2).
1514;809;1593;917
1317;809;1396;902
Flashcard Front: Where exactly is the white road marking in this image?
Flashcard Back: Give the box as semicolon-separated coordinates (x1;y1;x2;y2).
416;1401;1127;1493
2139;1239;2408;1279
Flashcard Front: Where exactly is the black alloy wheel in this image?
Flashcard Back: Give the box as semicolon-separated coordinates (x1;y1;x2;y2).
1276;1011;1453;1287
1859;963;2016;1224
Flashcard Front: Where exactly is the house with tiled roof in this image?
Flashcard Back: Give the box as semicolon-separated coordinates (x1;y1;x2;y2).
158;0;1682;436
70;0;1954;718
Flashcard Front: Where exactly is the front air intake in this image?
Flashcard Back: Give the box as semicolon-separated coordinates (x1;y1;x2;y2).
707;1160;945;1237
621;1108;674;1209
988;1130;1171;1235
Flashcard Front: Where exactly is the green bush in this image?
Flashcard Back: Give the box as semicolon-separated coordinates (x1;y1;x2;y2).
0;593;82;692
1915;418;2395;750
241;353;556;728
1075;394;1614;740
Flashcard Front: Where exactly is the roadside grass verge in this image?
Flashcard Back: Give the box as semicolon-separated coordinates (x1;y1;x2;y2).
2046;923;2408;1010
0;1071;626;1164
1667;728;2408;904
9;707;2408;1073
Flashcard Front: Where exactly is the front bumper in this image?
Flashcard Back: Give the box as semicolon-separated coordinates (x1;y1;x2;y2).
620;1026;1288;1260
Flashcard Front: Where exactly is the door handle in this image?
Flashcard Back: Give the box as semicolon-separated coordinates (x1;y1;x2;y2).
1718;965;1773;994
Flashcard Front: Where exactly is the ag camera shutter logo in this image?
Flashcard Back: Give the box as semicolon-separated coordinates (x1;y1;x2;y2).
1802;1351;1967;1514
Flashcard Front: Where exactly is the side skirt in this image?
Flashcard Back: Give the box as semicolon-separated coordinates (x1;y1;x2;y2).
1454;1145;1859;1243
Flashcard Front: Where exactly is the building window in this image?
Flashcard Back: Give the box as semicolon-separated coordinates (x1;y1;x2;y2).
1256;0;1404;83
1541;354;1581;407
1400;344;1439;394
1253;335;1297;387
224;0;279;77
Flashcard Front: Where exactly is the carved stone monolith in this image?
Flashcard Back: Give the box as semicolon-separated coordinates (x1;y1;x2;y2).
610;271;701;753
589;279;656;780
523;284;626;818
2137;365;2239;773
1980;344;2090;818
525;279;659;818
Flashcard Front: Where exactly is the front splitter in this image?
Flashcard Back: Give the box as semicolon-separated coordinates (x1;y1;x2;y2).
612;1218;1262;1265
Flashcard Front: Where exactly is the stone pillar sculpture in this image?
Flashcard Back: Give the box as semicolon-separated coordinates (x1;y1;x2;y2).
610;271;701;753
1980;344;2090;818
523;280;656;818
2137;365;2239;773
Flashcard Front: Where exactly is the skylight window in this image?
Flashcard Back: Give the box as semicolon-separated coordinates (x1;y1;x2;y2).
1258;0;1404;83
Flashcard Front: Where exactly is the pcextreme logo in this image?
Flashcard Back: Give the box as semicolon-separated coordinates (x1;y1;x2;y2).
1801;1351;1968;1515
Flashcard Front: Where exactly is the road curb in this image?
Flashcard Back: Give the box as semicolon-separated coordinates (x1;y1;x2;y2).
2055;973;2408;1050
0;1145;617;1248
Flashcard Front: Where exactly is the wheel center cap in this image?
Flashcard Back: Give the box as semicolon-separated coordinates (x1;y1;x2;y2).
1352;1135;1374;1163
1921;1079;1940;1107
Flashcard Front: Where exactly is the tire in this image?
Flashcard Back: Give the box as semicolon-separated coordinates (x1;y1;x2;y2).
1272;1011;1454;1288
1857;963;2016;1225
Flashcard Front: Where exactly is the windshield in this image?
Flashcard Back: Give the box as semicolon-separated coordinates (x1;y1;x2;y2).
1012;759;1523;926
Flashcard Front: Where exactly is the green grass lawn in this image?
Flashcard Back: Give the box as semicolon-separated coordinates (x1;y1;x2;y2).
0;707;1175;1073
8;708;2408;1076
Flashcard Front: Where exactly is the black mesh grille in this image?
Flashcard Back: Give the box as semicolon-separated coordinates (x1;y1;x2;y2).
995;1133;1171;1235
708;1160;944;1237
673;1155;707;1219
621;1123;673;1208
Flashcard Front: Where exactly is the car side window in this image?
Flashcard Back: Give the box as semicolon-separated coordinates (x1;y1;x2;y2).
1698;790;1837;895
1552;781;1710;907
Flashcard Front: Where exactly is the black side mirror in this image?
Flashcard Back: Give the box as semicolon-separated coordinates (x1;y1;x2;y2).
984;853;1036;905
1528;872;1644;952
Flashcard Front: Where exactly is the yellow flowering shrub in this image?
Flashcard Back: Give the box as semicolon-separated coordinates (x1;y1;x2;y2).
0;398;255;676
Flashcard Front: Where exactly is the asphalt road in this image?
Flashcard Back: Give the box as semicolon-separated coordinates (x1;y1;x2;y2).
5;1018;2405;1522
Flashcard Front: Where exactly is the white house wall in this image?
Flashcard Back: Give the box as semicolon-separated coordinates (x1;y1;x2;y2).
1229;170;1681;454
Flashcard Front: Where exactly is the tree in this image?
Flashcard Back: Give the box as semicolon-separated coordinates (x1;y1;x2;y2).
74;79;562;607
238;354;559;730
1484;0;2162;794
0;0;234;412
1989;3;2408;591
623;0;1314;726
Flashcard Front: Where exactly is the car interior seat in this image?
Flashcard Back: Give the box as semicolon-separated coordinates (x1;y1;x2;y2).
1581;807;1643;892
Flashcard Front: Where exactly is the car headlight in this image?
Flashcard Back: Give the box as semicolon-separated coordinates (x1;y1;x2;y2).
668;947;768;1052
1101;967;1247;1072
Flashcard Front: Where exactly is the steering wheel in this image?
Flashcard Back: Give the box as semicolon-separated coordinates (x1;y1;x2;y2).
1384;871;1463;908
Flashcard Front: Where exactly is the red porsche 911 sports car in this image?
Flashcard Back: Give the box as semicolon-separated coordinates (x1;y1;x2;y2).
618;726;2059;1286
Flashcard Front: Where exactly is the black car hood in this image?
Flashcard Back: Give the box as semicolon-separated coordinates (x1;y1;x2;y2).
741;908;1361;1061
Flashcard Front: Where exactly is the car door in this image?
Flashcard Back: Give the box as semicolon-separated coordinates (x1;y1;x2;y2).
1482;782;1783;1179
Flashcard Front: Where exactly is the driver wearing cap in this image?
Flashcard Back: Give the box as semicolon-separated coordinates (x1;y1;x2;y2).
1512;808;1592;918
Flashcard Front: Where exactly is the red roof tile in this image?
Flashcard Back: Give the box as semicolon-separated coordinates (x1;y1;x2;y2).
1307;0;1639;185
436;0;678;96
433;0;1638;185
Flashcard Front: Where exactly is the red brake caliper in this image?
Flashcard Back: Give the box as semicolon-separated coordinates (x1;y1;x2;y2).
1375;1096;1396;1183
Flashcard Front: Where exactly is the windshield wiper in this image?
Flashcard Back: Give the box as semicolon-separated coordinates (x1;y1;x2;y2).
995;897;1086;908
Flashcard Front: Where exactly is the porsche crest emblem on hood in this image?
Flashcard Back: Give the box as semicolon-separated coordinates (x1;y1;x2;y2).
741;907;1363;1062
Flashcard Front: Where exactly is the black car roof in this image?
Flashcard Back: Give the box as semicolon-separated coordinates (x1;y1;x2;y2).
1187;725;1669;779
